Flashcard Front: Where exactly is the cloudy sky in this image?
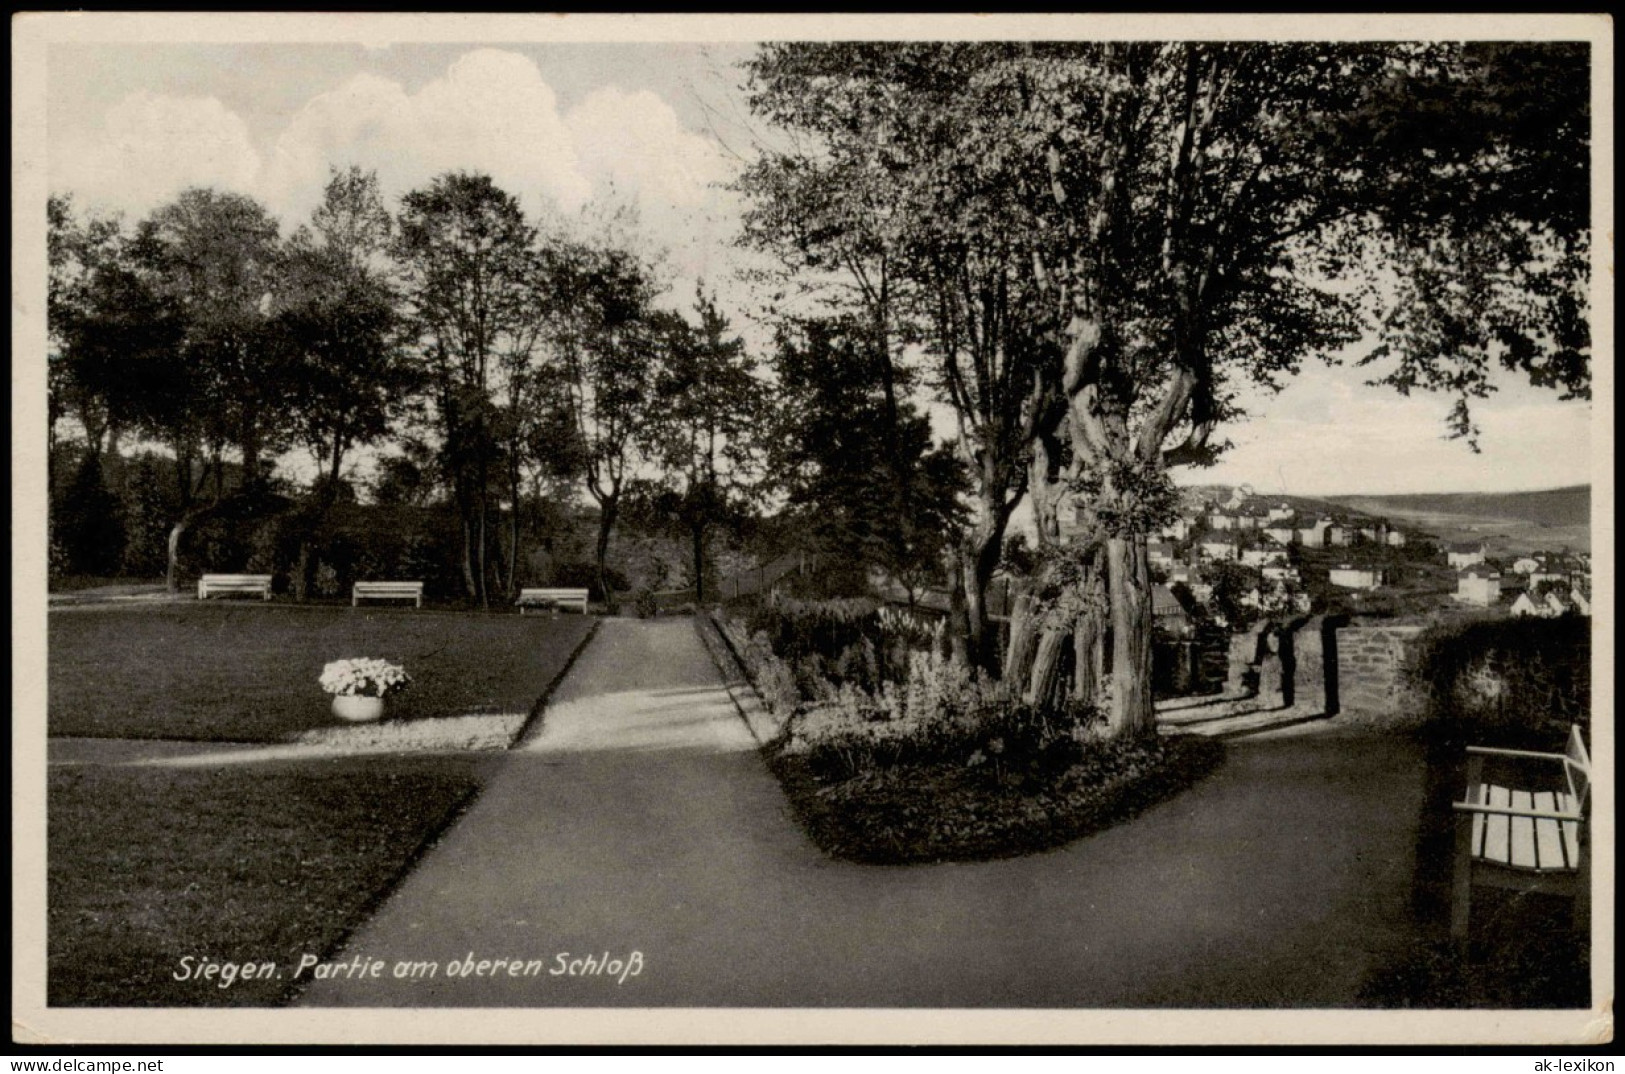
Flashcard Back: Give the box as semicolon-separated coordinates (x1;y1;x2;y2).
43;34;1597;497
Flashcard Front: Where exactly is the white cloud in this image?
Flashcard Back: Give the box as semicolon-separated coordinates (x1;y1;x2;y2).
262;50;592;222
560;84;744;304
565;86;730;212
51;91;261;217
51;48;741;281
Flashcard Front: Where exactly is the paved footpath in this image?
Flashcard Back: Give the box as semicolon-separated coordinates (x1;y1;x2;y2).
300;616;1429;1008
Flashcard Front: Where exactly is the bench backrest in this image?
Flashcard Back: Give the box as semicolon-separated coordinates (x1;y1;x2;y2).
1565;724;1591;813
356;581;423;590
203;574;271;584
520;588;588;599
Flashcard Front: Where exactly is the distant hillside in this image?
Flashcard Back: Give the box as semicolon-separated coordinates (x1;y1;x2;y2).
1176;482;1592;554
1326;485;1591;554
1327;486;1590;528
1179;485;1370;521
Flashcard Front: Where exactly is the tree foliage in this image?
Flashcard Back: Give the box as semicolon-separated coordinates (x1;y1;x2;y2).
741;41;1590;735
644;291;766;602
769;315;964;598
394;172;545;605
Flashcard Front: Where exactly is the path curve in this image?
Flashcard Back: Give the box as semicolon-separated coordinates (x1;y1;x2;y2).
299;616;1427;1008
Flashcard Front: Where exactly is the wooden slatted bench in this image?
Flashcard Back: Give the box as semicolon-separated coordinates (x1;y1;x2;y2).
516;587;590;615
197;573;273;601
353;580;424;608
1452;724;1590;942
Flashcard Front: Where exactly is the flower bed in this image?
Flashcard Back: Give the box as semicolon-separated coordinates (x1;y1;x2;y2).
716;601;1223;865
768;730;1222;865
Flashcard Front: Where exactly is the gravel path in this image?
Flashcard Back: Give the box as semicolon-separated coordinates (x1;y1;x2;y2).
298;616;1430;1008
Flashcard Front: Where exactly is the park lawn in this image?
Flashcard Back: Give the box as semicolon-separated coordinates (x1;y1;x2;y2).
49;604;596;741
48;753;497;1006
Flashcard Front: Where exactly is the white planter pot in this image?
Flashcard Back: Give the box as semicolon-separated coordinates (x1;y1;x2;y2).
331;694;385;722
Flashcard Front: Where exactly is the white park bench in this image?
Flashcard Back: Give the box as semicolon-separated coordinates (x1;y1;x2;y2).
197;573;273;601
1452;723;1590;942
516;587;590;615
352;580;424;608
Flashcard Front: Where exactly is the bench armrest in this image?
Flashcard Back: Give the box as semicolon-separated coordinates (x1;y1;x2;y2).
1465;746;1566;762
1452;801;1582;822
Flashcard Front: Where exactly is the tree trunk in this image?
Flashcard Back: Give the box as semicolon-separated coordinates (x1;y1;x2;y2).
957;509;1010;675
691;522;706;604
239;404;260;490
103;421;124;489
1026;627;1069;708
946;553;971;666
296;440;346;604
460;516;478;603
165;518;189;595
1106;535;1155;738
595;495;620;611
292;541;311;602
165;505;213;595
506;493;520;600
1073;589;1105;706
476;503;489;610
1003;593;1039;685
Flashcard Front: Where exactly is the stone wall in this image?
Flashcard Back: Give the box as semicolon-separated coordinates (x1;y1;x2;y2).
1213;615;1428;726
1332;620;1427;725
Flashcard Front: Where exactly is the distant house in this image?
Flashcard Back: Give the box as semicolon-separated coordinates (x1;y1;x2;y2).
1241;547;1286;568
1263;523;1297;545
1262;564;1300;583
1147;541;1177;568
1298;519;1333;548
1153;584;1194;637
1167;562;1194;585
1161;517;1193;541
1199;540;1238;562
1386;530;1408;548
1544;591;1577;617
1510;591;1544;618
1512;556;1542;575
1357;521;1388;544
1326;523;1352;547
1233;512;1262;531
1329;565;1384;590
1267;503;1295;522
1208;512;1236;531
1528;569;1569;589
1446;542;1486;569
1454;566;1501;607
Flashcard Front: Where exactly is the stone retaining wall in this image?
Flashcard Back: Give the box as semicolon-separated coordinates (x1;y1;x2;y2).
1334;621;1427;725
1216;616;1429;727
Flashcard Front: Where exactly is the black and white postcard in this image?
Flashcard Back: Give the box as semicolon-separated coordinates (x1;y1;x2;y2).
11;12;1613;1048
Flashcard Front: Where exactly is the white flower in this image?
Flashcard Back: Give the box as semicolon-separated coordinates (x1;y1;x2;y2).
319;657;412;698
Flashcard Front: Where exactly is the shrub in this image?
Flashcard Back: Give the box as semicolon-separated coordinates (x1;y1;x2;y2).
53;454;127;576
633;589;659;619
552;561;629;603
178;492;295;583
767;727;1222;865
785;648;1105;785
732;624;802;719
117;455;181;577
742;591;936;696
1406;615;1589;751
726;603;1224;865
48;534;70;581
